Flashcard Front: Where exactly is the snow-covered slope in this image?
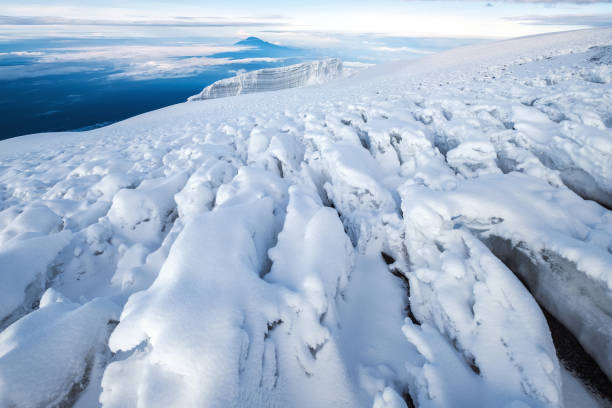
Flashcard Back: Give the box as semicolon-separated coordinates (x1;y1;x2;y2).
1;28;611;408
188;58;343;100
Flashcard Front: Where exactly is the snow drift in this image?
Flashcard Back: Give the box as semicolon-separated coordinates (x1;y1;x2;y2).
1;28;612;408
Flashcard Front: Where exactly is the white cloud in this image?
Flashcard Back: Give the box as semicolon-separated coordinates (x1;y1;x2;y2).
0;15;287;27
36;44;248;63
402;0;611;3
507;13;612;25
0;51;44;56
0;42;286;81
370;46;436;54
107;56;285;80
0;64;100;80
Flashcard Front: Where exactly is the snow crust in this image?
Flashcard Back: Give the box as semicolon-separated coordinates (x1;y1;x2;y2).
0;290;119;407
188;58;343;100
1;28;611;408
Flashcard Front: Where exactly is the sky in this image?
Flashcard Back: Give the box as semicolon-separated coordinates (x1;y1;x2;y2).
0;0;611;41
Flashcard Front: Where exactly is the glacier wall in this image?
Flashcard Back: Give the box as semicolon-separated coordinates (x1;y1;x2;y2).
188;58;343;101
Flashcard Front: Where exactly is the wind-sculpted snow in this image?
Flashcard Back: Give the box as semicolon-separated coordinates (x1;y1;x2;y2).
0;290;119;408
1;28;612;408
188;58;343;100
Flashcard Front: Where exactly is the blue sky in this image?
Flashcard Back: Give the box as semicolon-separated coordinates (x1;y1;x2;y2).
1;0;611;40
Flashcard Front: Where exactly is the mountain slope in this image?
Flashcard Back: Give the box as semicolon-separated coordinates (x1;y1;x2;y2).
0;28;611;408
209;36;305;59
235;36;292;50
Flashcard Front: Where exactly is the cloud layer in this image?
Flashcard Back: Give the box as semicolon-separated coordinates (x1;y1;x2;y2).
0;15;286;27
0;42;290;81
403;0;610;3
508;13;612;26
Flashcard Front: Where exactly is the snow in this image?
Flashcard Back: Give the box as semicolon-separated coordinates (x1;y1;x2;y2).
0;230;72;327
399;173;612;380
0;290;119;408
1;27;612;407
560;366;608;408
107;171;187;247
188;58;344;100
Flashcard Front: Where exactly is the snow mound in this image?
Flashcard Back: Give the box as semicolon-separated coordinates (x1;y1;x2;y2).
188;58;343;100
1;28;612;408
0;291;119;408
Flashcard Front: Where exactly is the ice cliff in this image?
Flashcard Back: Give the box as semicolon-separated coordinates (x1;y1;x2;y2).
188;58;343;101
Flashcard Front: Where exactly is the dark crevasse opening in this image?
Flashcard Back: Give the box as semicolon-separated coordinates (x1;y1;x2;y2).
542;306;612;404
481;235;612;404
380;251;419;408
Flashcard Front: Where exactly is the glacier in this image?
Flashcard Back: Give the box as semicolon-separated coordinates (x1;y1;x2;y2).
0;28;612;408
188;58;344;100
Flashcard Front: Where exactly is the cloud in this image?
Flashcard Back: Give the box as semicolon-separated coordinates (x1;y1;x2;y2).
107;56;285;80
507;13;612;26
257;30;345;46
0;51;44;56
0;15;285;27
402;0;610;2
370;46;435;54
36;44;249;63
0;42;287;81
0;64;99;80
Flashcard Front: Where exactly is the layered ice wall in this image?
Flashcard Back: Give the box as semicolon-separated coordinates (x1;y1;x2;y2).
188;58;343;101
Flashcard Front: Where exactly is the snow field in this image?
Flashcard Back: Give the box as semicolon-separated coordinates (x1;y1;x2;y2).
0;28;611;407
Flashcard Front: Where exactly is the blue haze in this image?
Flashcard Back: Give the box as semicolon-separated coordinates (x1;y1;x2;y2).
0;36;480;140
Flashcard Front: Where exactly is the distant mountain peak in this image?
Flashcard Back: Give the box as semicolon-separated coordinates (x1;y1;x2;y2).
235;37;282;48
